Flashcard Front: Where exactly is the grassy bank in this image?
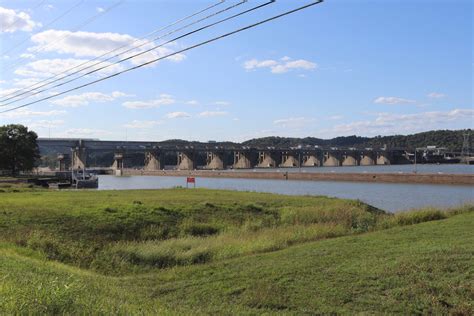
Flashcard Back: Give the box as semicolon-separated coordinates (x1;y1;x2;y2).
0;189;472;313
0;189;385;274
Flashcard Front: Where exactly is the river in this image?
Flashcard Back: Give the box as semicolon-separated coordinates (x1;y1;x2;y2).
98;164;473;213
226;164;473;174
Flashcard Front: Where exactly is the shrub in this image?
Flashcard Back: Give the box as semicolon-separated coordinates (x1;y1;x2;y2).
351;212;377;233
279;205;378;232
26;231;72;263
244;203;264;213
109;223;346;269
395;210;447;226
376;209;449;229
110;238;212;268
139;224;175;240
103;207;118;213
203;202;215;208
182;223;220;236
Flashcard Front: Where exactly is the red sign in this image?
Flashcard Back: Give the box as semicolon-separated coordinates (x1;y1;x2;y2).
186;177;195;183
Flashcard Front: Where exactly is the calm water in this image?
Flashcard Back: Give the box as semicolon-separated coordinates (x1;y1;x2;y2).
98;174;473;213
226;164;474;174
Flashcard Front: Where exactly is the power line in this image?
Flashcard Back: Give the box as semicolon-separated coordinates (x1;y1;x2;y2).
0;0;292;111
0;0;226;102
0;0;261;107
2;0;124;73
1;0;324;114
0;0;238;104
3;0;123;71
1;0;85;56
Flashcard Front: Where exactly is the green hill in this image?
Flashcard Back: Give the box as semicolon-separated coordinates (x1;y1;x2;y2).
0;188;472;314
243;129;472;151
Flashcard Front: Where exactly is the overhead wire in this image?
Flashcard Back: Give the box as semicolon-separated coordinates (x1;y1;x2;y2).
0;0;226;102
2;0;124;73
0;0;256;107
0;0;234;104
0;0;324;114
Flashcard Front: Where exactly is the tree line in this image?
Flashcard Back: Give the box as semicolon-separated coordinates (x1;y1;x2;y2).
1;124;470;175
242;129;472;152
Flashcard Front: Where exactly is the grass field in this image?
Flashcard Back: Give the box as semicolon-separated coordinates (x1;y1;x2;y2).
0;188;472;314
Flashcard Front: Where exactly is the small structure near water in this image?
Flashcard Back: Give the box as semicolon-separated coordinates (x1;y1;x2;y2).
71;169;99;189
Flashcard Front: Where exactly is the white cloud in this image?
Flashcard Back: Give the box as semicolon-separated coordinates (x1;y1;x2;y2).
427;92;446;99
213;101;230;106
0;6;39;33
330;109;474;136
159;93;173;99
96;7;105;13
30;30;186;66
186;100;199;105
13;77;41;87
273;117;315;128
0;80;5;84
123;120;162;129
15;58;124;78
123;94;175;109
244;56;317;74
20;53;35;59
373;96;416;105
244;59;278;70
198;111;228;118
61;128;112;137
51;91;130;107
273;60;317;74
0;109;66;119
165;111;190;119
28;119;64;129
0;87;20;97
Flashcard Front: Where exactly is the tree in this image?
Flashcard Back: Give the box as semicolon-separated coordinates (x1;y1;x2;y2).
0;124;40;175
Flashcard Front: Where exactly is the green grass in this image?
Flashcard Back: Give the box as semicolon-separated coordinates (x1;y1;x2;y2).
0;188;385;274
0;188;472;314
0;181;40;192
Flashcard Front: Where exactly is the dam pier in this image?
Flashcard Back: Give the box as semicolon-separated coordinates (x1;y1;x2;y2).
36;139;474;185
42;139;413;172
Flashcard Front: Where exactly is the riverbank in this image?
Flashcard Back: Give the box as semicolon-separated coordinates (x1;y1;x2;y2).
0;189;472;314
124;169;474;185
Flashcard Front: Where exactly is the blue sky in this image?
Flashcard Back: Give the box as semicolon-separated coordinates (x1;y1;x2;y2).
0;0;472;141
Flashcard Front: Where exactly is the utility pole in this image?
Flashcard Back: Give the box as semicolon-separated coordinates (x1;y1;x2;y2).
461;131;470;164
298;144;302;173
413;147;423;173
414;149;417;173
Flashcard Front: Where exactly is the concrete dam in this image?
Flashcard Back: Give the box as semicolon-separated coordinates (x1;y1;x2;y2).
39;138;411;172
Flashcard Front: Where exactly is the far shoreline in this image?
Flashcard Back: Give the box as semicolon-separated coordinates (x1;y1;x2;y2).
121;169;474;186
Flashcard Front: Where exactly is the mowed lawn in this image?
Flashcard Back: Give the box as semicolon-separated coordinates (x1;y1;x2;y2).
0;188;472;314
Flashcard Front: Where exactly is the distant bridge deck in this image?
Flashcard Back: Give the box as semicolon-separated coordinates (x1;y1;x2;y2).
40;138;468;171
37;138;402;152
